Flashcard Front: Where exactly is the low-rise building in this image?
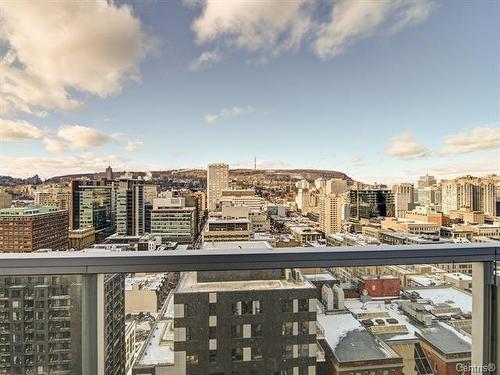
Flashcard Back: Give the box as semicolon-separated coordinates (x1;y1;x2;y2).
381;217;440;236
125;273;176;314
68;227;96;250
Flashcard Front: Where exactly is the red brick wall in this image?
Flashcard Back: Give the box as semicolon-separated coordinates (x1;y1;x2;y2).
363;277;400;297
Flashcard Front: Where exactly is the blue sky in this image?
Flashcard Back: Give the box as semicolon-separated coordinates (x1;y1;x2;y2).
1;0;499;182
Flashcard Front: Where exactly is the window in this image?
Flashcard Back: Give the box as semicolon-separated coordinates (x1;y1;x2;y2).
209;350;217;363
209;303;216;315
281;299;293;313
298;299;309;312
242;300;253;315
231;324;242;338
282;344;293;360
186;327;197;341
299;321;309;335
282;322;293;336
251;323;262;337
208;326;216;339
186;351;198;365
299;343;309;357
252;346;263;360
232;347;243;361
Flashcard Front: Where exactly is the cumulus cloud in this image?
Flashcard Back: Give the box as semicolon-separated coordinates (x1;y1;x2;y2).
0;0;155;116
386;132;429;160
186;0;433;63
190;0;313;55
43;138;66;153
56;125;110;150
189;50;221;71
0;154;127;179
439;125;500;156
205;106;255;124
315;0;433;59
0;118;47;141
125;140;144;152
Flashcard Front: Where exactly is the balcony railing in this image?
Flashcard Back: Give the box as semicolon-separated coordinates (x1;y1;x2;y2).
0;243;497;375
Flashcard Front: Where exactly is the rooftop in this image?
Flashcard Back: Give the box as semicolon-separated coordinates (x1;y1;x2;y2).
405;286;472;314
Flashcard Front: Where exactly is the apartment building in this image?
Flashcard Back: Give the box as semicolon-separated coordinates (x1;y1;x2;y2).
0;206;68;252
319;194;342;235
173;270;318;375
150;197;197;244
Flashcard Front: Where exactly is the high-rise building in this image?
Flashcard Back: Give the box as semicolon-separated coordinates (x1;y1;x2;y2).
418;186;441;209
392;183;414;218
116;179;145;236
441;176;497;216
417;174;437;189
0;206;68;252
207;163;229;212
325;178;347;195
151;197;197;244
296;188;311;214
315;178;326;191
349;188;395;219
0;191;12;209
319;194;342;235
105;165;114;180
0;272;125;375
173;270;317;374
143;184;158;205
295;179;310;190
34;186;71;211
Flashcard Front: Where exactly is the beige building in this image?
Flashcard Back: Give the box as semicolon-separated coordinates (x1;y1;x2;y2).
443;272;473;290
319;194;342;235
125;320;136;375
68;227;96;250
125;273;171;314
392;183;414;218
143;184;158;204
0;191;12;209
207;163;229;211
34;186;71;211
448;207;485;224
441;175;497;216
381;217;440;236
405;205;447;225
325;178;347;195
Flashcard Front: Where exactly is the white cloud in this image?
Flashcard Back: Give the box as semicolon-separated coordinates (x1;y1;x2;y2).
439;125;500;156
43;138;66;153
56;125;110;150
315;0;433;59
205;105;255;124
189;50;221;71
386;132;429;160
351;156;366;167
125;140;144;152
0;0;155;116
190;0;313;54
413;154;500;179
0;118;47;141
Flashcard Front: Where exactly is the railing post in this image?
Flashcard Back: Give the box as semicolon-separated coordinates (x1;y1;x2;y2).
472;262;496;373
81;274;100;375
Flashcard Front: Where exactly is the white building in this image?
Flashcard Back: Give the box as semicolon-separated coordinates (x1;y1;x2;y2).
319;194;342;235
207;163;229;212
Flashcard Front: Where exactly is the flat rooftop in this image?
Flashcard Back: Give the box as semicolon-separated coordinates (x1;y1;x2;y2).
176;272;315;293
202;241;272;250
405;286;472;314
418;322;471;354
318;312;399;363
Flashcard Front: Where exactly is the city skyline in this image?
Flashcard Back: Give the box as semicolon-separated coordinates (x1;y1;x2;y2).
1;0;499;182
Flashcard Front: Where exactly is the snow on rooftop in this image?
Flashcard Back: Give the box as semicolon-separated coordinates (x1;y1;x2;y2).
318;312;364;350
405;286;472;314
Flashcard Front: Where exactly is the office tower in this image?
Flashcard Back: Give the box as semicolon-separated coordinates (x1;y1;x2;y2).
34;186;71;211
143;184;158;205
296;188;310;214
417;186;441;209
0;207;68;252
392;183;414;218
150;197;197;244
417;174;437;189
173;270;317;374
319;194;342;235
0;273;125;375
116;179;145;236
441;176;497;216
70;180;114;239
207;163;229;212
0;191;12;209
105;165;114;181
325;178;347;195
349;188;395;219
295;179;310;190
315;178;326;191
